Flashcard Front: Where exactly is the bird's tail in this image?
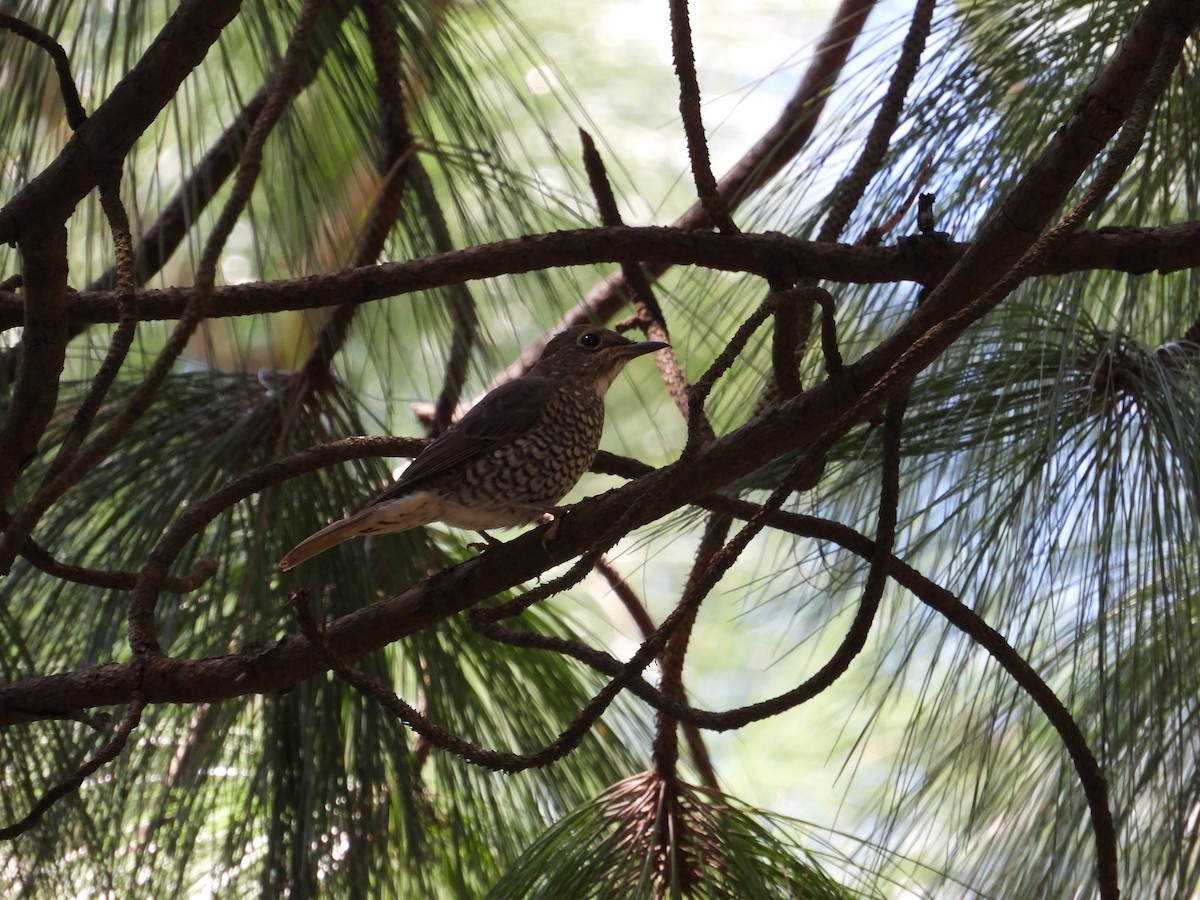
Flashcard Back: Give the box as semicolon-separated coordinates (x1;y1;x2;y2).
278;508;375;571
278;493;436;570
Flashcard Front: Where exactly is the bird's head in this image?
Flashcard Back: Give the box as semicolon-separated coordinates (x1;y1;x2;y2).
532;325;668;395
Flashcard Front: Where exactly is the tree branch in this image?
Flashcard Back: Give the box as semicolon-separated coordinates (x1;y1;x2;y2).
0;14;87;129
4;222;1196;332
0;0;244;245
481;0;879;385
668;0;737;233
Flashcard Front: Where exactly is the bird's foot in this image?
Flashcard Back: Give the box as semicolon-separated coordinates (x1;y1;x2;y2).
540;507;569;544
468;530;503;552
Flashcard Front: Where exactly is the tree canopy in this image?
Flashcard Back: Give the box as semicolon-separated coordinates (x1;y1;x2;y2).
2;0;1199;896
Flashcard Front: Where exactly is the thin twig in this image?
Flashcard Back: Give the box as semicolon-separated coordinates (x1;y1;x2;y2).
668;0;737;233
291;587;675;774
812;288;843;374
410;164;480;436
594;555;720;790
578;129;700;431
684;298;775;452
651;516;728;789
460;574;720;772
18;535;217;593
594;555;658;640
60;176;139;457
469;551;608;625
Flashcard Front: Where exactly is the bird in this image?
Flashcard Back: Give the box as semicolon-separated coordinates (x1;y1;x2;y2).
279;325;668;570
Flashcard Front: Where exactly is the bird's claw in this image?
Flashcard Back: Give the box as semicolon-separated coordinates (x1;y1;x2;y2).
541;508;568;544
469;531;503;552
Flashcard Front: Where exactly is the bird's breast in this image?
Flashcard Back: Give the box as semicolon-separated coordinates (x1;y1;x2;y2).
444;386;606;514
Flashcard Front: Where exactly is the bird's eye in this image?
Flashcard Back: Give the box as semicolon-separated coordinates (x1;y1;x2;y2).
577;331;602;350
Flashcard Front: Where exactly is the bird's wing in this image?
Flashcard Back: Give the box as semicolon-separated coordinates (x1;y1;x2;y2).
365;376;555;505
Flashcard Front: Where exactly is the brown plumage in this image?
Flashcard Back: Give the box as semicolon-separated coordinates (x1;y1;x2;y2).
279;325;667;570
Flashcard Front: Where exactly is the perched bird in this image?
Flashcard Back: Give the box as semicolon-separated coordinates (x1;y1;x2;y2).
279;325;667;570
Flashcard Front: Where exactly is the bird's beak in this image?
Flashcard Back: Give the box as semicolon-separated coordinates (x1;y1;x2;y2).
612;340;669;359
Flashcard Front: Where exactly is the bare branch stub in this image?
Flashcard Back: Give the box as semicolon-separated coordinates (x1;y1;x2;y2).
860;153;936;246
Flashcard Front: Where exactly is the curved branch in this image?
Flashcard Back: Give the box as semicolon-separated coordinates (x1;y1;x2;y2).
18;538;217;594
651;514;729;784
0;695;145;840
0;224;68;546
0;14;87;128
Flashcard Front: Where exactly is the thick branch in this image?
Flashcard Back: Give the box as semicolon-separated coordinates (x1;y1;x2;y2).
0;225;68;515
0;322;945;720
